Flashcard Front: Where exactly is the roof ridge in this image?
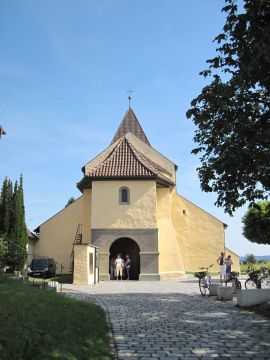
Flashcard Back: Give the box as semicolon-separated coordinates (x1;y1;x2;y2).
85;138;122;175
125;137;176;184
126;137;158;175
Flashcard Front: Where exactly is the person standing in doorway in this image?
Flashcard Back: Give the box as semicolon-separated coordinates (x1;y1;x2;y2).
115;254;124;280
217;251;226;283
125;255;131;280
110;256;116;280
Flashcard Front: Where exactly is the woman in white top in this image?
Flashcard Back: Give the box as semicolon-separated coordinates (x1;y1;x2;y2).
114;254;124;280
217;251;226;283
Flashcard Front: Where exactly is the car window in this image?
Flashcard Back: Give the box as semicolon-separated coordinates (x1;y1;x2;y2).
32;259;49;267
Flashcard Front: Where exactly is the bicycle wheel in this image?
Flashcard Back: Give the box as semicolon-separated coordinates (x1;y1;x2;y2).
235;279;242;290
199;277;208;296
245;278;257;289
260;277;270;289
225;279;236;293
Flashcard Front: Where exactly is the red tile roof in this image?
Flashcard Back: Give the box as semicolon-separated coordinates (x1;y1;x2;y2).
84;136;174;186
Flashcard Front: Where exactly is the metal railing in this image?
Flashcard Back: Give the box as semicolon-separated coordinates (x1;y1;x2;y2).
69;223;82;275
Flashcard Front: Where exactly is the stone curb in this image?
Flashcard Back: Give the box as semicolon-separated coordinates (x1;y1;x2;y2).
89;295;119;360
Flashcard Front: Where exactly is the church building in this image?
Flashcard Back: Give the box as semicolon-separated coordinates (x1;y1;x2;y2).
32;107;239;283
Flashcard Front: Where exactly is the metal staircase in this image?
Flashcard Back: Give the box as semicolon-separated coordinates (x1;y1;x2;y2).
70;223;83;274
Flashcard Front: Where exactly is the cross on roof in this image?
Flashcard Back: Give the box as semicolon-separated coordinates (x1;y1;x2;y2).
127;89;134;108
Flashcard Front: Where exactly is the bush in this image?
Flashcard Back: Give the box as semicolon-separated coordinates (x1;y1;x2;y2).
240;261;270;274
245;253;257;264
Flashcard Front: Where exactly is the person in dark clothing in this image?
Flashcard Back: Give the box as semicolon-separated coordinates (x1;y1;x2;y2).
125;255;131;280
225;255;233;280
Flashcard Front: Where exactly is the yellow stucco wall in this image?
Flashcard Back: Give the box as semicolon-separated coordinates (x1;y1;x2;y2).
73;244;89;285
91;180;157;229
32;179;240;278
82;189;92;243
73;244;97;285
33;196;85;272
156;188;185;279
171;191;226;274
27;241;36;266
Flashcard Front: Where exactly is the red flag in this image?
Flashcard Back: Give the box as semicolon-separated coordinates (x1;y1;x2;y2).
0;126;7;138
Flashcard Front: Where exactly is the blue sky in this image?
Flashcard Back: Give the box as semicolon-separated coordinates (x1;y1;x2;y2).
0;0;269;257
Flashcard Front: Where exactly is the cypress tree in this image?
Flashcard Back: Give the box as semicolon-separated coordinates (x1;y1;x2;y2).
18;175;28;268
0;178;13;234
0;178;12;267
0;175;28;271
0;234;8;264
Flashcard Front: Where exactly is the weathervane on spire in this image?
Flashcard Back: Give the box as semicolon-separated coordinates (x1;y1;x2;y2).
127;88;134;108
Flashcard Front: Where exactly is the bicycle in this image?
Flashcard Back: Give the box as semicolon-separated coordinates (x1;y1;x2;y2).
259;267;270;289
195;264;213;296
225;271;242;293
245;269;262;289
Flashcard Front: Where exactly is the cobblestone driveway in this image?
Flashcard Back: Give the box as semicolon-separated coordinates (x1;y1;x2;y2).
64;279;270;359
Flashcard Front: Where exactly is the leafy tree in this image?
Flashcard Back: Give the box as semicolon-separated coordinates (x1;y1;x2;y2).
245;253;257;264
242;201;270;245
186;0;270;215
65;197;76;207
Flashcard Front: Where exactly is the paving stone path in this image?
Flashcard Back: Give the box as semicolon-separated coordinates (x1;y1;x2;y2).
63;279;270;359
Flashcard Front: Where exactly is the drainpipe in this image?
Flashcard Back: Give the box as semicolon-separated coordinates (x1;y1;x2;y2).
94;247;96;285
223;223;228;253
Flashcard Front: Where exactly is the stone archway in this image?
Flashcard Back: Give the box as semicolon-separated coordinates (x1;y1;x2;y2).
109;238;140;280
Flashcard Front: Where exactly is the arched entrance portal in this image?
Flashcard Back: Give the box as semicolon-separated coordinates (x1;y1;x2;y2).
109;238;140;280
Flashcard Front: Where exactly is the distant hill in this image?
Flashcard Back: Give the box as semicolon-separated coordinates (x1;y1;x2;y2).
240;255;270;262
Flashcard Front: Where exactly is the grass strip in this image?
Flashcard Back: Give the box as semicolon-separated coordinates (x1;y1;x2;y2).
27;273;73;284
0;275;112;360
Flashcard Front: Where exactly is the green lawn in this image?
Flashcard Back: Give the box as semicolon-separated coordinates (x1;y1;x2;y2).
0;275;112;360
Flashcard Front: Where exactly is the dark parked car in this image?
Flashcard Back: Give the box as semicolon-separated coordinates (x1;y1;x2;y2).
27;258;56;278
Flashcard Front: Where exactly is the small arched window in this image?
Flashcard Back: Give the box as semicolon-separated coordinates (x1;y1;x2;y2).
119;187;130;205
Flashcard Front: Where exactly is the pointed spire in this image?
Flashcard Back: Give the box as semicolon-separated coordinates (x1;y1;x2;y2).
111;108;151;146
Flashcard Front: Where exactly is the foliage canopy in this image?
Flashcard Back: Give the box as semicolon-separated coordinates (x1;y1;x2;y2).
186;0;270;215
242;201;270;245
65;196;76;208
245;253;257;264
